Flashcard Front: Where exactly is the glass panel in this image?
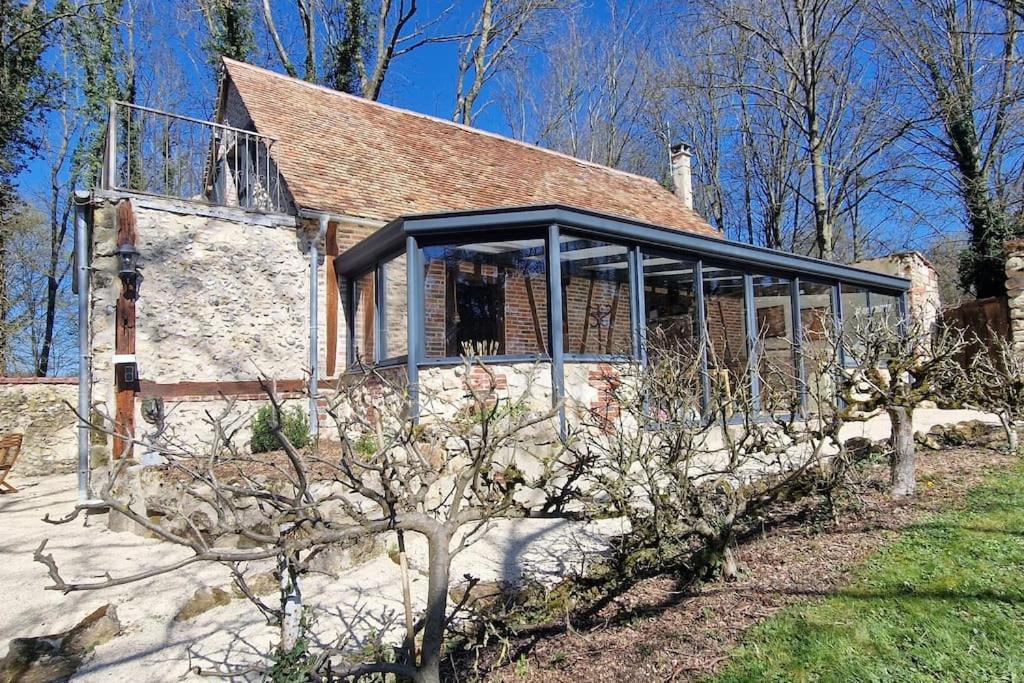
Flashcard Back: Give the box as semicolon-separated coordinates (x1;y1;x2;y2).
702;265;749;411
799;280;836;414
868;291;901;329
841;284;901;365
840;283;869;364
751;274;797;410
383;253;408;359
421;238;547;358
560;235;632;356
643;252;699;345
352;270;376;364
643;252;702;416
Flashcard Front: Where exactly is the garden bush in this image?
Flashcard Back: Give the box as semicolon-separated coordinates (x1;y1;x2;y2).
250;404;310;453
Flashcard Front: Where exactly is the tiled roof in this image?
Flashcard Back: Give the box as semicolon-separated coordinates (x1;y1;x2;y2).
221;58;719;236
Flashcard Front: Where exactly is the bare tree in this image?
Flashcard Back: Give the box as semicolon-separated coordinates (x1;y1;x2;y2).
669;20;806;245
496;1;669;178
567;327;864;581
879;0;1023;297
261;0;316;80
36;359;584;683
837;309;969;496
453;0;565;125
699;0;913;259
968;335;1024;452
323;0;458;100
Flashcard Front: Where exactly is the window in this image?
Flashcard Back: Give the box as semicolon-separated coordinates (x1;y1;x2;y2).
702;265;749;410
560;236;632;356
351;270;376;365
642;252;699;347
750;274;797;409
840;284;902;365
421;238;547;358
383;253;408;359
643;252;702;416
798;280;836;413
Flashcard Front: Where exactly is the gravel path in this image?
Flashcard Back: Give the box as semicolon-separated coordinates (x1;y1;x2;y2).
0;473;618;680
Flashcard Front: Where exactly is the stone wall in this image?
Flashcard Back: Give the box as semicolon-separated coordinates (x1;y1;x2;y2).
854;251;940;330
418;362;554;421
0;378;78;477
1005;240;1024;357
89;196;311;458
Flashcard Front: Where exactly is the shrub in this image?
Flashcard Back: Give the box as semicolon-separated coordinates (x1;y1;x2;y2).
250;404;310;454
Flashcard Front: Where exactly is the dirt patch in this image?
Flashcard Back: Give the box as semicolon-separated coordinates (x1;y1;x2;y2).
473;447;1016;682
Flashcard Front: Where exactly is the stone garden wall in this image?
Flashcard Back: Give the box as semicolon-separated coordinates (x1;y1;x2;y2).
0;378;78;476
1005;240;1024;357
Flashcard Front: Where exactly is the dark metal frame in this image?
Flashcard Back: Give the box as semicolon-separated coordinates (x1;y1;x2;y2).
335;204;912;419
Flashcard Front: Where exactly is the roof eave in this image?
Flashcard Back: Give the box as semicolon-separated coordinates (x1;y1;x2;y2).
334;204;911;293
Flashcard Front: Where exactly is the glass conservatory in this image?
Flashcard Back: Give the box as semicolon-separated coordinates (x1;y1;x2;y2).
335;205;909;418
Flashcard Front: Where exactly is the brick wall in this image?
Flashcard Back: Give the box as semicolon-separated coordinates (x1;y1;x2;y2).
424;259;447;357
704;292;747;366
563;276;632;355
422;258;551;357
505;269;549;354
384;253;408;358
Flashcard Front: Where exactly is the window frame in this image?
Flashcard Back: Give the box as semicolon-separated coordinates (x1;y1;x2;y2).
558;231;638;362
335;208;911;425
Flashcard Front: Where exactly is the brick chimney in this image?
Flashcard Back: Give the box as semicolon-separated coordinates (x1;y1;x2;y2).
670;142;693;209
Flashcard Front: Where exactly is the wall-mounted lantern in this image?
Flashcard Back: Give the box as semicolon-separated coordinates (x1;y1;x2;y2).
115;242;143;297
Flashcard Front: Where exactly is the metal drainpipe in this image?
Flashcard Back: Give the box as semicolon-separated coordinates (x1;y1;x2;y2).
309;215;328;438
74;192;93;503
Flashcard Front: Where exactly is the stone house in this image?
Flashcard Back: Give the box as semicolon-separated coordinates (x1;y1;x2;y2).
74;57;933;484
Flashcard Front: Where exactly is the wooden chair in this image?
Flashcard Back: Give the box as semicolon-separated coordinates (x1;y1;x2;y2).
0;434;24;493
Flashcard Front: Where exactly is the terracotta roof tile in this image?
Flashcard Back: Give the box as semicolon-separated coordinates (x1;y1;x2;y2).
221;58;719;237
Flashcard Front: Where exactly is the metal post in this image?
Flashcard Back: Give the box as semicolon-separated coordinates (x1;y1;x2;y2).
629;245;645;364
74;194;93;503
375;260;385;361
406;236;421;419
744;272;761;414
309;216;327;438
105;101;117;189
546;224;566;434
791;278;806;414
833;283;846;368
694;260;712;415
346;274;355;369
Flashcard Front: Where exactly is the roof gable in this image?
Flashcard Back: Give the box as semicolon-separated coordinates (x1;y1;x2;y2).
220;58;718;236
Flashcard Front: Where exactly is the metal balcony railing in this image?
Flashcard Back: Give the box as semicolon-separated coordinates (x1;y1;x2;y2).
99;100;289;214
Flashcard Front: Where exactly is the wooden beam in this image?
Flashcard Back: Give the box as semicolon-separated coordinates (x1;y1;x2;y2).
113;200;139;460
139;378;307;399
325;222;339;376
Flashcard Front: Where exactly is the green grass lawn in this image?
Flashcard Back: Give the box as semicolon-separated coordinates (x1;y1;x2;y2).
712;462;1024;682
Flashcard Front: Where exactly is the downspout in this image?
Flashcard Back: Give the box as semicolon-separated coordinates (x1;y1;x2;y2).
74;192;93;503
309;215;328;438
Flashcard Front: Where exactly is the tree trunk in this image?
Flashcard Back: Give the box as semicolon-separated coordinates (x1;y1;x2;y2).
418;528;451;683
810;139;831;260
278;525;302;651
0;224;8;375
36;274;58;376
999;412;1019;453
888;406;916;497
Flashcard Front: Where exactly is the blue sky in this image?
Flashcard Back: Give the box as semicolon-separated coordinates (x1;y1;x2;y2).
19;0;590;199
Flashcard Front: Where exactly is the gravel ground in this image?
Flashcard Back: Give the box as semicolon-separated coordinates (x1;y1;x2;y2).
0;473;618;681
